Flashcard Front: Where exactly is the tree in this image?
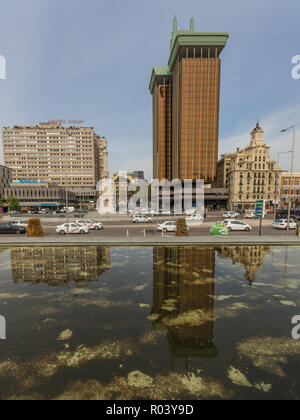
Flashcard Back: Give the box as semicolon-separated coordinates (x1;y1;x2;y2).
6;196;20;211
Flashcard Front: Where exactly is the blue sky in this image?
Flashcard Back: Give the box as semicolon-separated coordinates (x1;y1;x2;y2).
0;0;300;179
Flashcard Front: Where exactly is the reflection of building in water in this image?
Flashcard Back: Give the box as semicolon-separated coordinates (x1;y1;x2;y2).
152;247;217;361
10;247;110;285
217;246;270;285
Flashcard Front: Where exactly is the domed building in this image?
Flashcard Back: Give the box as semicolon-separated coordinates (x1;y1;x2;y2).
215;123;283;210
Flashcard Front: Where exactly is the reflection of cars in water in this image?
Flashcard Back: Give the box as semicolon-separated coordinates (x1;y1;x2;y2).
76;220;103;230
0;224;26;234
157;221;177;232
56;223;89;235
272;219;297;230
223;220;252;232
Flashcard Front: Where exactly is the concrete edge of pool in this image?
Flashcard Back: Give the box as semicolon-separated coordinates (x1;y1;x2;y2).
0;235;299;247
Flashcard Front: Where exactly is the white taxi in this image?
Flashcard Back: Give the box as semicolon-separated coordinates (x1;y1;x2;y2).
157;221;177;232
56;223;89;235
76;219;103;230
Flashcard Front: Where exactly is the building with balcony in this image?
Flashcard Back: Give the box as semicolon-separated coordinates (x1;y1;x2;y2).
281;173;300;208
215;123;282;209
0;164;12;202
2;122;109;207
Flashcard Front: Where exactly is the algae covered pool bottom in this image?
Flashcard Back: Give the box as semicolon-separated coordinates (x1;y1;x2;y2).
0;245;300;400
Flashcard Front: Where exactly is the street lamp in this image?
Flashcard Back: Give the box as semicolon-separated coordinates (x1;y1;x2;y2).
65;127;69;238
281;125;296;236
274;151;292;221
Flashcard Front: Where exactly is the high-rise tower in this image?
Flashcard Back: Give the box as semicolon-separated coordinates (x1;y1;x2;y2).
150;18;229;183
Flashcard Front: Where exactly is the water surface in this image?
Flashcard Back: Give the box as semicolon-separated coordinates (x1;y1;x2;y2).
0;245;299;400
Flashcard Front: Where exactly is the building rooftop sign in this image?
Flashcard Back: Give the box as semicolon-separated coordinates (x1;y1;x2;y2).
48;120;85;125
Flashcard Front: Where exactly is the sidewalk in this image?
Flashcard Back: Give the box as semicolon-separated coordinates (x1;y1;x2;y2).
0;235;299;247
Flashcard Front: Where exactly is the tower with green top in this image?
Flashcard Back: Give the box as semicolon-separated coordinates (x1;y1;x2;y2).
150;18;229;183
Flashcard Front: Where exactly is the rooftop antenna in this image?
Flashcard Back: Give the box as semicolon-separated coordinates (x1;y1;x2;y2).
173;16;178;32
190;17;195;32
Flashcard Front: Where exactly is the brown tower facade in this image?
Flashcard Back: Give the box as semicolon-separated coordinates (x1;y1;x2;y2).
152;69;172;180
150;18;228;183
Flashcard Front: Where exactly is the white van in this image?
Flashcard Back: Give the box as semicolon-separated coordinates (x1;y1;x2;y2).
61;207;75;213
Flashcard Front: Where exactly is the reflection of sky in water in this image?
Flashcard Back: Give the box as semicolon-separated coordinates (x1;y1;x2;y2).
0;246;299;400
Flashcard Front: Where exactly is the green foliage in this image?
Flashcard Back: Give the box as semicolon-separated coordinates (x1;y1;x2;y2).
176;218;189;236
26;218;44;237
6;196;20;210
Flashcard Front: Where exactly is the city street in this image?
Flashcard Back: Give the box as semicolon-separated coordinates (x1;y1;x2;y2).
0;215;297;238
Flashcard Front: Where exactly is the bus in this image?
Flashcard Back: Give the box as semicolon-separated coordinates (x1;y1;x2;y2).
276;209;300;221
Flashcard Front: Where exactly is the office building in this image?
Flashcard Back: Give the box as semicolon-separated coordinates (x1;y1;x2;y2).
0;164;12;201
150;18;229;183
2;122;109;205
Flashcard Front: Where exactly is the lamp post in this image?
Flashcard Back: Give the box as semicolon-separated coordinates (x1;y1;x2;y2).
65;126;69;238
274;151;292;222
281;125;296;236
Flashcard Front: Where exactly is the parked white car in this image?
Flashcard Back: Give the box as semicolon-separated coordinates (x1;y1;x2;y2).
272;219;297;230
56;223;89;235
223;220;252;232
9;219;28;227
132;215;153;223
223;211;239;219
245;212;256;219
76;219;103;230
157;221;177;233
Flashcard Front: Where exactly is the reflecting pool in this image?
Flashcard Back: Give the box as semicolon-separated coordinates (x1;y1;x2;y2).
0;245;300;400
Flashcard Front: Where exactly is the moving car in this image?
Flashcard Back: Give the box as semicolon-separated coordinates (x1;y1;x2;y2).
56;223;89;235
157;221;177;232
186;214;204;225
60;207;75;213
0;224;26;234
76;219;103;230
222;220;252;232
223;211;239;219
8;219;28;227
245;212;255;219
272;219;297;230
131;215;153;223
185;209;196;216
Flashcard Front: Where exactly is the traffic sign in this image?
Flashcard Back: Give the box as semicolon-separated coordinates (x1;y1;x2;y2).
255;200;265;219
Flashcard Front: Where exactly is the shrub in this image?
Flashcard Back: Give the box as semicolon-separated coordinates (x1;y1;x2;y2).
26;218;44;237
176;218;189;236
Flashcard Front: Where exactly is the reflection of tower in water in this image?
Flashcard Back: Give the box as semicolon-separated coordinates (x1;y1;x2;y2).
217;246;270;285
152;247;217;361
10;247;111;285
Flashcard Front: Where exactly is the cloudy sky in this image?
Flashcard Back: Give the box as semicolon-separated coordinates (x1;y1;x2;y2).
0;0;299;179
